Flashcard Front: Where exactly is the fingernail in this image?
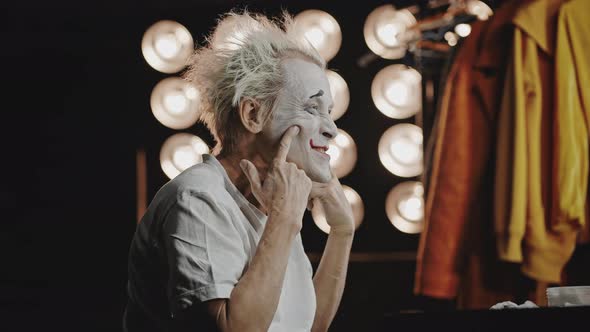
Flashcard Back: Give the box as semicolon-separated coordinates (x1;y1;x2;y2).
239;160;247;169
293;126;300;134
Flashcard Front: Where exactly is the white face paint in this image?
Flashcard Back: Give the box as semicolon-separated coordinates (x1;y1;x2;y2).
261;57;337;183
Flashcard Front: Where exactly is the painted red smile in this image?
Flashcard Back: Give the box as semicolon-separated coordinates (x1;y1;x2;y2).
310;139;328;153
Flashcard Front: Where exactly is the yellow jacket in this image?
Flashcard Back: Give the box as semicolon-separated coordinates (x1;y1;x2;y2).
553;0;590;241
494;0;588;283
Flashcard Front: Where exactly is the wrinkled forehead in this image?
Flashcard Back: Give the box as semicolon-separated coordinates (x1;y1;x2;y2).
280;57;333;104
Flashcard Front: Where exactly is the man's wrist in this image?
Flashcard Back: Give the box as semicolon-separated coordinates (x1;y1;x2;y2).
267;210;302;234
328;225;355;237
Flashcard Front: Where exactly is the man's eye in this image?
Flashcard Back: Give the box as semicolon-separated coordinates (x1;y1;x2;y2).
305;105;319;113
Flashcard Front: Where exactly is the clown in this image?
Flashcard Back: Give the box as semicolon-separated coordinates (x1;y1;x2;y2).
125;10;354;332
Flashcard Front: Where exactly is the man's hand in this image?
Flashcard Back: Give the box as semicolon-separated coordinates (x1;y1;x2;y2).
240;126;312;231
309;173;354;332
309;173;355;235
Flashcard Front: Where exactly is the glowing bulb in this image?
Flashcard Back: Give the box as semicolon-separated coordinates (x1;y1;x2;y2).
319;18;337;33
372;64;422;119
173;145;200;170
390;137;421;165
326;70;350;121
304;26;326;49
142;20;194;73
163;92;188;115
467;0;493;21
328;129;357;178
386;181;424;234
175;27;192;44
454;23;472;37
334;132;350;148
444;31;458;46
343;188;360;205
327;143;342;166
378;124;423;177
398;196;424;221
385;81;409;107
151;77;201;129
160;134;210;179
364;5;417;59
191;139;209;155
155;33;180;59
376;23;401;47
294;10;342;61
414;184;424;196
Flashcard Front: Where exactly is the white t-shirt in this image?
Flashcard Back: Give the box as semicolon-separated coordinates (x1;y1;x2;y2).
125;154;316;332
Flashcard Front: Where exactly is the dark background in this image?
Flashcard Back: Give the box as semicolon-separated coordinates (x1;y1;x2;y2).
1;1;452;330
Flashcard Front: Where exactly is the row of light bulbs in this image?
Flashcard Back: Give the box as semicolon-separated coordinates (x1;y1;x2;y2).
138;3;480;234
141;1;488;73
159;125;421;182
148;64;422;131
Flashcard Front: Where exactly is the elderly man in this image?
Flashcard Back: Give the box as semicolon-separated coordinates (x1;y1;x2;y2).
124;10;354;332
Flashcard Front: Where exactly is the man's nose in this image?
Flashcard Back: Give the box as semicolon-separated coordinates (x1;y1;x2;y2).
321;117;338;140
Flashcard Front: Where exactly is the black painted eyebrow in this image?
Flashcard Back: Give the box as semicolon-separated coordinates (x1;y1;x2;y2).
309;89;324;99
306;89;333;114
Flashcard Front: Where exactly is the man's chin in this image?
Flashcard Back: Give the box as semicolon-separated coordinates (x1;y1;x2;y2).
307;169;332;183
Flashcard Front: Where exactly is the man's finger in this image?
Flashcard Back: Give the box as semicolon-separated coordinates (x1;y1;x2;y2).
309;181;328;199
274;126;299;162
240;159;262;195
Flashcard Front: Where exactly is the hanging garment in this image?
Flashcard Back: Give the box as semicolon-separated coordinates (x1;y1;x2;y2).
414;0;529;301
553;0;590;245
414;19;488;300
494;0;574;284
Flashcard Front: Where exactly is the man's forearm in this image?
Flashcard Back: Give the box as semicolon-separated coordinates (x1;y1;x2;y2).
222;214;299;332
311;229;354;332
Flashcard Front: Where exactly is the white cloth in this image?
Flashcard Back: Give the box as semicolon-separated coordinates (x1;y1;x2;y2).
490;300;539;310
126;154;316;331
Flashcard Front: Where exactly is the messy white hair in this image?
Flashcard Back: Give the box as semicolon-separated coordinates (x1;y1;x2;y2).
184;10;326;154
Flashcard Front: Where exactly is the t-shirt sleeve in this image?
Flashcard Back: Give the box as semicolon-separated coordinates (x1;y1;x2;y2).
162;189;248;316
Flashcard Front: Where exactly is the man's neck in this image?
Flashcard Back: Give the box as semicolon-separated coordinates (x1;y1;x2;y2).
217;150;270;213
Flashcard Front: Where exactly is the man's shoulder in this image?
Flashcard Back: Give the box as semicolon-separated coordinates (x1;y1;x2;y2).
176;162;225;191
159;162;226;202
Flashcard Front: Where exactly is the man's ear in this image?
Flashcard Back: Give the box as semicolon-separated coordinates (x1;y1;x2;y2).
238;97;266;134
